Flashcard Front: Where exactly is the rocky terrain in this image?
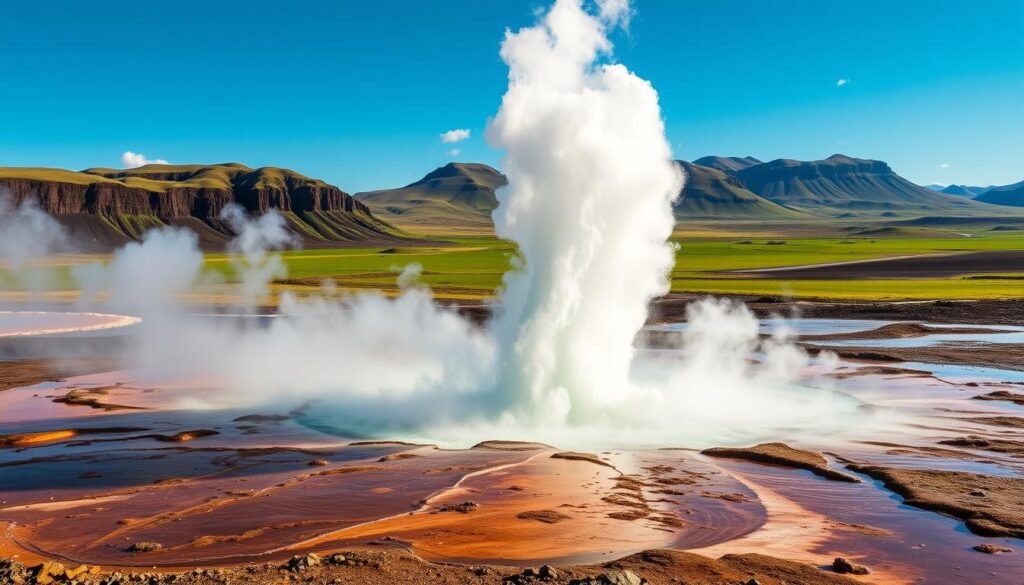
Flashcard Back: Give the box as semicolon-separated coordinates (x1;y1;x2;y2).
0;548;866;585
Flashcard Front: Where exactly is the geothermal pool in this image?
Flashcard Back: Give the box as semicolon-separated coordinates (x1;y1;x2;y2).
1;316;1022;584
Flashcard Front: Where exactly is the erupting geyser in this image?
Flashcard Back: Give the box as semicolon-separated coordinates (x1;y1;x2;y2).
489;0;682;425
0;0;863;449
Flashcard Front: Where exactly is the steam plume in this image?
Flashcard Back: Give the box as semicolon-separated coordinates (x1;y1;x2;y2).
488;0;681;424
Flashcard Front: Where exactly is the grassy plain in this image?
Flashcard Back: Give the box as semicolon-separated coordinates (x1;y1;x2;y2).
251;227;1024;302
3;226;1022;304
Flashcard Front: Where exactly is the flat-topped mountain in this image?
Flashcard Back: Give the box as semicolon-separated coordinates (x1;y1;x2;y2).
734;154;992;214
675;161;805;220
0;163;403;249
693;156;763;174
356;162;506;233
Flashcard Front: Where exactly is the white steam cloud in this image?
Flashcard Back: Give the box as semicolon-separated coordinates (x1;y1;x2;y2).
440;129;471;143
0;192;69;294
487;0;681;426
0;193;68;271
24;0;862;449
221;205;299;308
121;151;169;168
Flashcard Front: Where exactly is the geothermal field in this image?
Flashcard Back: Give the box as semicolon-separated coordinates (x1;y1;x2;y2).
2;1;1023;584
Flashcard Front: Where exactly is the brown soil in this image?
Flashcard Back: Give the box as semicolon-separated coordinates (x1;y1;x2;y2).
973;390;1024;405
0;547;862;585
734;250;1024;280
846;465;1024;538
472;440;553;451
938;435;1024;457
973;543;1013;554
962;416;1024;428
645;296;1024;327
702;443;859;482
807;343;1024;372
827;365;933;379
379;452;422;462
801;322;1006;341
0;357;118;391
550;451;616;468
516;510;571;524
52;387;144;411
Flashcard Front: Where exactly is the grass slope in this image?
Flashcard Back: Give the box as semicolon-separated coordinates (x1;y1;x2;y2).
676;161;806;220
356;163;505;234
735;154;1013;218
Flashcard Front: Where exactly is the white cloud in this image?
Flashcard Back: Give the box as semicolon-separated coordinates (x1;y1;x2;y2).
937;162;950;169
597;0;632;27
836;78;850;87
446;148;462;158
122;151;168;168
440;129;470;143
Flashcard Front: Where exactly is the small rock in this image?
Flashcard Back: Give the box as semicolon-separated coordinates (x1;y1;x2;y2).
438;500;479;513
605;569;645;585
126;542;163;553
33;560;67;585
327;553;347;564
538;564;558;580
286;553;322;572
832;557;870;575
308;459;329;466
969;490;987;497
973;543;1012;554
745;579;762;585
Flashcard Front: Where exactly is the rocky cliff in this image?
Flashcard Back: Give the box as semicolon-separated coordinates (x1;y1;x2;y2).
0;164;404;249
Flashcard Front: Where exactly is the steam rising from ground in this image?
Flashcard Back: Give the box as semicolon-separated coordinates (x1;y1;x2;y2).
0;0;863;448
489;0;681;425
0;192;68;294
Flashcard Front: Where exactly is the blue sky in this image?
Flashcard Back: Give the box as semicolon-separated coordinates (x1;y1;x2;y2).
1;0;1021;191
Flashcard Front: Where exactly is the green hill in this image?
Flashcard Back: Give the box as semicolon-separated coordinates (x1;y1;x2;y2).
356;162;506;233
675;161;806;220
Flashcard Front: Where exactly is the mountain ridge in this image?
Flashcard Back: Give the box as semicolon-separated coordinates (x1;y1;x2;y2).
733;154;997;215
974;180;1024;207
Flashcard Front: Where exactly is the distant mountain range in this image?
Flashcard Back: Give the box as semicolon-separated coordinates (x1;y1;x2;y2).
358;154;1021;230
3;156;1021;246
673;160;805;219
0;164;403;250
926;181;1022;206
975;180;1024;207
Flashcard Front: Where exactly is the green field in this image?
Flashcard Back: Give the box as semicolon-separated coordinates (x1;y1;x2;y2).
248;229;1024;301
3;229;1023;303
